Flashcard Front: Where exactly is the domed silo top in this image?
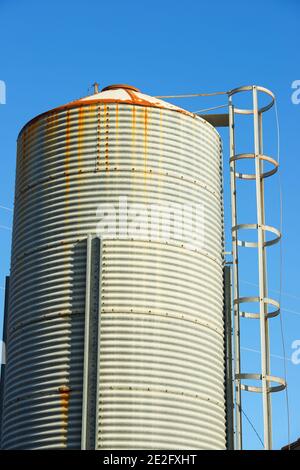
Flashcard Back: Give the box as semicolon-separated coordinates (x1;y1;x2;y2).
57;83;196;116
19;84;219;138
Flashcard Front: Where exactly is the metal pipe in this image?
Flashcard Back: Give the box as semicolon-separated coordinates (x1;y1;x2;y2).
259;111;273;442
228;98;243;450
224;266;234;450
81;235;102;449
253;86;272;449
81;234;92;449
95;237;102;449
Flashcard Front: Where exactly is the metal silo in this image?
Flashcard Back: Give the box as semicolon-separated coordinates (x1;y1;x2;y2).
0;84;226;449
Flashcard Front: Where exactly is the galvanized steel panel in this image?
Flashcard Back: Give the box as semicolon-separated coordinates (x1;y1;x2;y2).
1;95;225;449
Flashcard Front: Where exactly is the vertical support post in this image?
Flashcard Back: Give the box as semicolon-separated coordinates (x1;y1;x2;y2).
81;234;102;450
259;111;273;442
228;98;242;450
253;86;272;449
224;266;234;450
94;237;103;450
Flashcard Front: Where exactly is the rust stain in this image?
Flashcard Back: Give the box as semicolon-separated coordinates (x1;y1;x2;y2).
65;110;71;201
158;109;163;188
77;107;85;228
132;106;136;170
97;105;101;171
19;97;196;139
78;107;84;172
125;88;140;104
131;106;137;200
58;385;71;440
115;104;119;169
104;103;109;172
143;107;148;178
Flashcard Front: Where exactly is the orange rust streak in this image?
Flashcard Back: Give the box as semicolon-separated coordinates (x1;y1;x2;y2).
143;108;148;176
97;105;101;170
115;104;119;168
65;111;71;198
104;103;109;172
158;110;163;187
20;97;196;137
132;106;136;129
59;386;70;435
132;107;136;171
77;108;84;228
125;88;140;103
78;107;84;171
115;103;119;129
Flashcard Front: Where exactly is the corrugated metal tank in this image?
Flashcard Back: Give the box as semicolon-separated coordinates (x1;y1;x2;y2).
0;84;225;449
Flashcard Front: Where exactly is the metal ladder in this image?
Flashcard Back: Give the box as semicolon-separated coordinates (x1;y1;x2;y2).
228;85;286;450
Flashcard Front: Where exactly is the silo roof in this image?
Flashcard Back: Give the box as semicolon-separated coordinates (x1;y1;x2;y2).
18;84;204;137
64;84;195;117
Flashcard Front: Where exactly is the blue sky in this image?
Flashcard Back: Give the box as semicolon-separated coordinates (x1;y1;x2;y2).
0;0;299;450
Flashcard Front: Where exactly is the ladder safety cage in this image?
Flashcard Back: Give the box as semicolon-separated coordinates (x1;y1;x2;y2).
228;85;286;451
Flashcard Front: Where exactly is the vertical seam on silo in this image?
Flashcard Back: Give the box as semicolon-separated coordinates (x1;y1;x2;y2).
115;104;119;171
104;104;109;174
132;106;137;200
97;105;101;172
65;110;71;213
